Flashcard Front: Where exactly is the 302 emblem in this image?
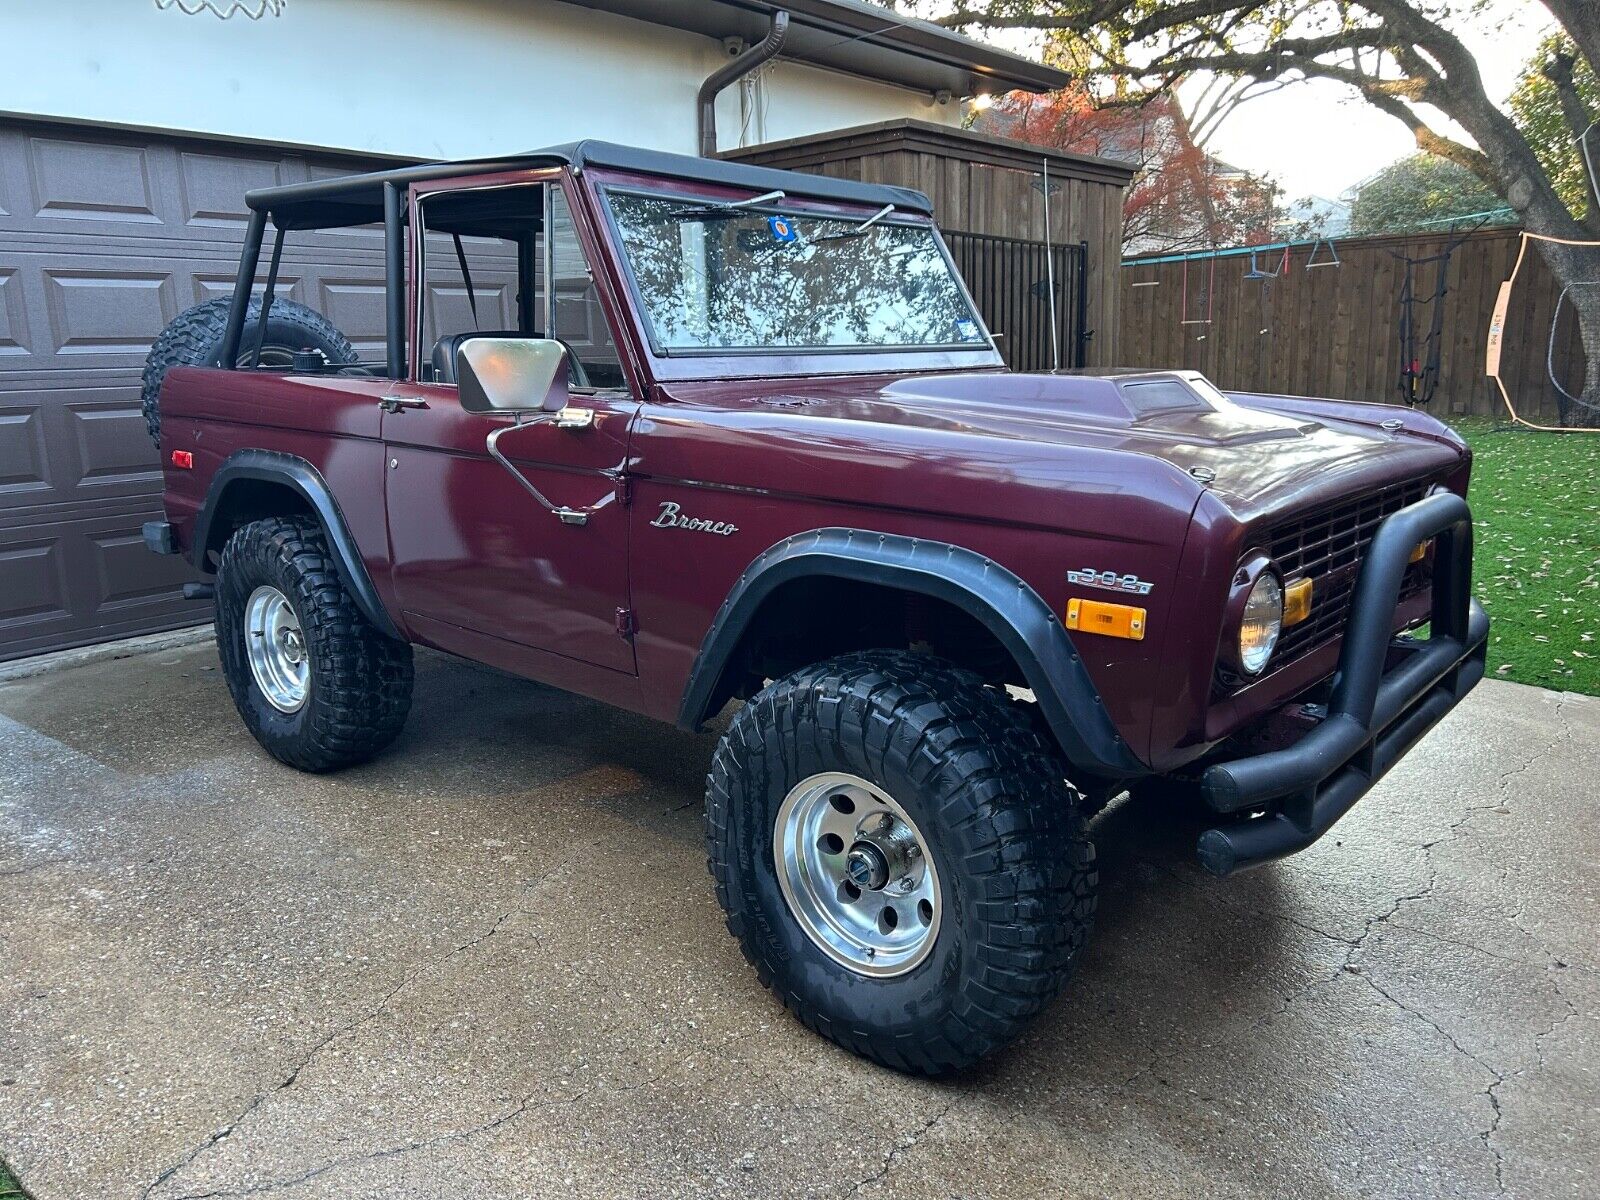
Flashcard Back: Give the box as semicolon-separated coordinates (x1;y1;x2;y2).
1067;567;1154;596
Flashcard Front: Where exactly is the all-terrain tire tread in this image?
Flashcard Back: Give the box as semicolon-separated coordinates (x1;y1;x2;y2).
705;649;1095;1075
216;515;412;772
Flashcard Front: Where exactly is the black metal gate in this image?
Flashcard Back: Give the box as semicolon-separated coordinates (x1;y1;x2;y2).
946;231;1089;371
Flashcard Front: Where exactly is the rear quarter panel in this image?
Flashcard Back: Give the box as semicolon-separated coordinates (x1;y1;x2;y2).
157;366;397;616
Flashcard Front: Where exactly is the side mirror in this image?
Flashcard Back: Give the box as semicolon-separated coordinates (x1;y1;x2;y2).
457;338;570;415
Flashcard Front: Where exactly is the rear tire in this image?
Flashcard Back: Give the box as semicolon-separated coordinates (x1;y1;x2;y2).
216;516;412;772
705;650;1096;1075
141;297;358;446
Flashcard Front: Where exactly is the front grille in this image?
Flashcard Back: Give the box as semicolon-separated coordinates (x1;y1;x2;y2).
1261;477;1436;668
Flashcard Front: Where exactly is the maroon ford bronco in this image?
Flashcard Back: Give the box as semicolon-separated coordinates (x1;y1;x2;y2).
141;142;1489;1074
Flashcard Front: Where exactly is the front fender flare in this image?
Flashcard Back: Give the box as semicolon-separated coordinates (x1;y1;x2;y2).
193;449;404;642
676;528;1146;779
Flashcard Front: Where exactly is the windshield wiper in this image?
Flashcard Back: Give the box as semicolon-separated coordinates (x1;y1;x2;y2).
813;203;896;242
667;189;786;220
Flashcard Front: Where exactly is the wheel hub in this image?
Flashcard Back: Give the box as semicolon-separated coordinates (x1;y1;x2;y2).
773;772;941;978
844;842;889;891
244;584;309;714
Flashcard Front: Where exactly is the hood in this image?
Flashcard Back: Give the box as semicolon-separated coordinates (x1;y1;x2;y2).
667;369;1465;521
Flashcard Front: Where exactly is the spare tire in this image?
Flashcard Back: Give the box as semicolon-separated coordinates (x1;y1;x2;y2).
141;297;359;446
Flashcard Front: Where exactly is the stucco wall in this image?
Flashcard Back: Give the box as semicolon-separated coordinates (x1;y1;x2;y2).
1;0;960;159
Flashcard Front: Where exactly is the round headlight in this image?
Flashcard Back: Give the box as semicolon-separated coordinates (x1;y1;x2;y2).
1238;571;1284;674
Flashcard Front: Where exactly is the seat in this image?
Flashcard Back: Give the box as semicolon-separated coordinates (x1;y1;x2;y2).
431;330;520;385
430;331;592;388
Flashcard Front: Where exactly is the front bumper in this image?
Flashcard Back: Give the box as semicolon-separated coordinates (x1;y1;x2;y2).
1196;491;1489;877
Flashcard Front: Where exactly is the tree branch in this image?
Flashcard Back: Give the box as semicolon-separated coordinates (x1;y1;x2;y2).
1541;47;1600;227
1538;0;1600;83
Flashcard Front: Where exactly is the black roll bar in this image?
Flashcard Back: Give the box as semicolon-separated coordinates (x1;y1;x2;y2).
384;181;406;380
219;208;268;369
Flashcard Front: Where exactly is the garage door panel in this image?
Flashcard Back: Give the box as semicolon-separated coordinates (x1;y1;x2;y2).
0;119;394;660
0;512;203;658
316;278;389;357
90;528;193;608
28;136;163;226
0;386;155;511
44;268;176;358
0;267;26;354
0;404;50;499
195;273;306;305
0;538;69;626
178;151;287;228
67;398;159;489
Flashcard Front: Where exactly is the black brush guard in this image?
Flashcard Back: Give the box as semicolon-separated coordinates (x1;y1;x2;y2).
1197;491;1489;877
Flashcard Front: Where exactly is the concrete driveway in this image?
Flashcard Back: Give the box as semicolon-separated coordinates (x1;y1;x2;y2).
0;636;1595;1200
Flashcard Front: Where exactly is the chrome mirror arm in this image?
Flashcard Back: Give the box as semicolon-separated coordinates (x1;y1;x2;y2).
485;415;591;526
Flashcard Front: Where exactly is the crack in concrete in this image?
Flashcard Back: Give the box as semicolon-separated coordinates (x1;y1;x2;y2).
1114;694;1581;1184
140;838;609;1200
1332;695;1579;1197
0;858;69;879
166;1026;766;1199
838;1099;957;1199
1353;969;1508;1191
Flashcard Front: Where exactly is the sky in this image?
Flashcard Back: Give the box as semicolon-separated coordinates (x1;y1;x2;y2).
1192;1;1556;202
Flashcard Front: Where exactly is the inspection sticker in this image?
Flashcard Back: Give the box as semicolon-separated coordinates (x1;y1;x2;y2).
767;216;797;243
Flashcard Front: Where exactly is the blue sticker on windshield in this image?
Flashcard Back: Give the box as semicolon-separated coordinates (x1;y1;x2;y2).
957;319;979;340
768;216;797;243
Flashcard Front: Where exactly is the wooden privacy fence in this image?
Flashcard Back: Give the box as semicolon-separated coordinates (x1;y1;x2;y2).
947;231;1088;371
1118;227;1582;422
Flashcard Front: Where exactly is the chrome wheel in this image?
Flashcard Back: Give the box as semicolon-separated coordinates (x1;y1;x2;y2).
244;584;308;713
773;772;941;977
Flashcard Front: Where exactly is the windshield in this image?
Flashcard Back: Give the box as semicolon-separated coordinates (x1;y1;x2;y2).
604;190;990;355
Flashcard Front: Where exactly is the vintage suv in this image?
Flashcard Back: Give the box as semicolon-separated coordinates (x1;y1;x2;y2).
141;142;1489;1074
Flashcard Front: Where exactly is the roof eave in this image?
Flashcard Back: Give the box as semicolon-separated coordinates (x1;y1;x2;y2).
555;0;1070;96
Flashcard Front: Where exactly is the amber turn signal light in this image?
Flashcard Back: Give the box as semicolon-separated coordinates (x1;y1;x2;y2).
1066;598;1146;641
1409;540;1430;563
1283;577;1313;627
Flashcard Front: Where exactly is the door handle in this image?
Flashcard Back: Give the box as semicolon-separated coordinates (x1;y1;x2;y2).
553;406;595;430
379;396;428;413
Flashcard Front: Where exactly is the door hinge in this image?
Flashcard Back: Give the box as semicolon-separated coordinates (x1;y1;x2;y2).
615;606;637;638
613;474;633;506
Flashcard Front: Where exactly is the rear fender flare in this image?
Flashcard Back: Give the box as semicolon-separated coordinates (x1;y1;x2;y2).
676;528;1146;779
193;449;404;642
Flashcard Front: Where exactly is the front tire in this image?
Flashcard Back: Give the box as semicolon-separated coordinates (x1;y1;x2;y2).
705;651;1096;1075
216;516;413;772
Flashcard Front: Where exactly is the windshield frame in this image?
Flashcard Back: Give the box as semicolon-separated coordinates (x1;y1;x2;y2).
593;181;1003;374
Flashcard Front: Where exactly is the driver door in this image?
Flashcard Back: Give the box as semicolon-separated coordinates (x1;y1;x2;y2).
381;176;639;674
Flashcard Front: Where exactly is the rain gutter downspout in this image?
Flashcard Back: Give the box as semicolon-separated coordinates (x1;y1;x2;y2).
698;10;790;158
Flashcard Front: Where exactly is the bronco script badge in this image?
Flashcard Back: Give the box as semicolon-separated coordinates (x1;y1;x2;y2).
650;501;739;537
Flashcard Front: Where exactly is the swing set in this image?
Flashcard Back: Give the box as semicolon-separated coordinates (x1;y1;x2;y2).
1487;230;1600;433
1126;235;1344;344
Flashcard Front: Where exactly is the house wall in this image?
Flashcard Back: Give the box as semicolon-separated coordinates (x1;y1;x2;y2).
0;0;959;162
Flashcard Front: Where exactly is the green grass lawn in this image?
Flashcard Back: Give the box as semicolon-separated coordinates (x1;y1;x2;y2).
0;1159;23;1198
1450;417;1600;696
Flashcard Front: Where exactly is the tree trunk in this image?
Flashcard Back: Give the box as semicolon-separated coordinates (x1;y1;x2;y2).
1533;239;1600;427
